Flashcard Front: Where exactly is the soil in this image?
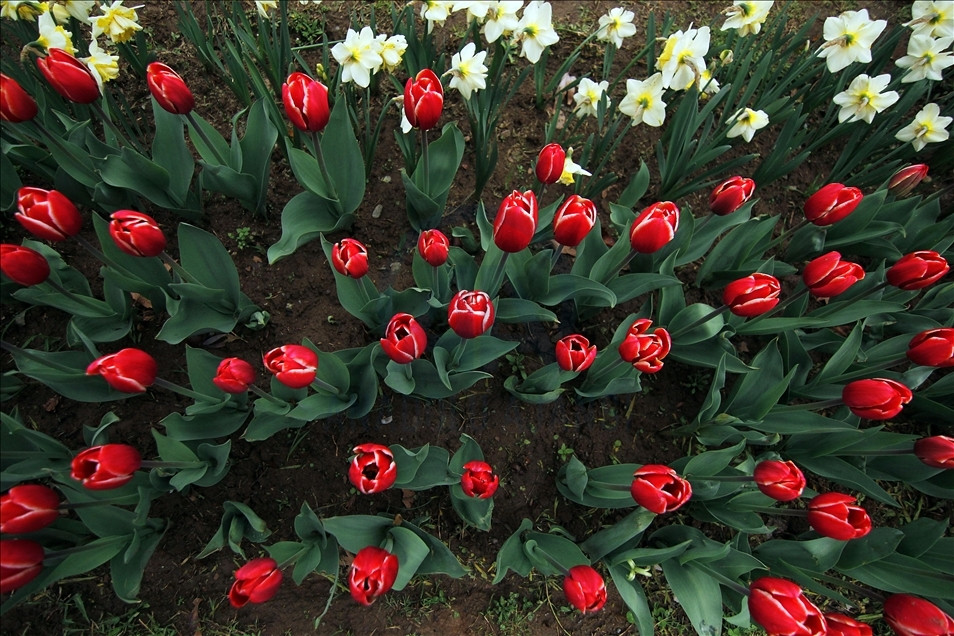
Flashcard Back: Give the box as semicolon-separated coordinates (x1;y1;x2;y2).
1;1;944;636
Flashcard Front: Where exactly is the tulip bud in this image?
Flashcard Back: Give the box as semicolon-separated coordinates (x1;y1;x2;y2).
380;313;427;364
417;229;449;267
228;557;283;608
753;460;806;502
447;290;495;339
709;176;755;216
70;444;142;490
263;344;317;389
0;244;50;286
212;357;256;393
403;68;443;131
803;183;863;226
807;492;871;540
145;62;195;115
348;443;397;494
349;546;399;606
907;328;954;368
35;48;101;104
108;211;166;258
0;485;60;534
722;272;781;317
563;565;607;614
555;334;597;372
823;612;872;636
618;318;671;373
887;164;928;198
883;594;954;636
629;201;679;253
15;187;83;242
493;190;538;253
802;251;865;298
913;436;954;469
0;73;38;123
630;464;692;514
841;378;912;420
460;460;499;498
748;577;827;636
535;143;566;184
331;238;369;279
552;194;597;247
886;250;949;290
86;348;157;393
281;71;330;133
0;539;45;594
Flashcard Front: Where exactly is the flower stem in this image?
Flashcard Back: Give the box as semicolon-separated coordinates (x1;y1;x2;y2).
159;251;200;285
773;397;843;413
249;384;288;405
669;305;730;339
0;340;78;374
153;377;218;403
421;128;430;194
761;217;809;254
311;131;340;204
184;111;230;166
91;102;141;152
310;376;346;398
42;278;111;314
527;543;571;576
744;288;809;326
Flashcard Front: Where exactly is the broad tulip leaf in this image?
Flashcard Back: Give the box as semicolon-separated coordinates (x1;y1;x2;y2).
320;98;366;214
111;522;166;603
608;562;654;636
581;509;656;561
268;192;353;264
151;98;194;205
795;456;898;506
661;557;724;636
400;520;468;579
503;375;565;404
608;273;682;305
450;483;494;530
896;518;948;559
523;533;588;575
388;526;430;591
323;515;392;554
837;528;904;570
668;303;725;345
493;518;534;584
841;553;954;600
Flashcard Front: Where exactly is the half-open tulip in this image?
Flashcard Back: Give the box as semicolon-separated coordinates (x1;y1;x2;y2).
349;546;399;606
803;251;864;298
883;594;954;636
907;328;954;367
86;348;157;393
70;444;142;490
807;492;871;540
535;143;565;184
380;313;427;364
0;244;50;286
263;344;317;389
630;464;692;514
823;613;871;636
555;334;597;372
404;68;443;130
723;273;781;317
0;539;45;594
0;73;38;123
35;48;100;104
146;62;195;114
552;194;597;247
108;211;166;258
709;176;755;216
913;436;954;469
417;229;449;266
748;577;827;636
348;443;397;494
563;565;607;614
448;290;495;339
228;557;283;608
493;190;538;253
0;485;59;534
842;378;912;420
629;201;679;253
282;71;330;133
803;183;862;226
887;164;928;198
886;250;949;290
461;460;499;498
331;238;369;279
15;187;82;241
753;460;806;502
618;318;671;373
212;358;256;393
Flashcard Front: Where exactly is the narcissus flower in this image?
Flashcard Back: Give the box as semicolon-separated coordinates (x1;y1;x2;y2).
842;378;912;420
832;73;899;124
630;464;692;513
557;147;591;185
618;73;667;127
720;1;775;36
896;34;954;82
228;557;282;608
36;10;75;55
481;0;521;43
803;183;862;226
563;565;607;614
515;1;559;64
817;9;887;73
895;102;952;151
377;33;408;73
332;27;383;88
254;0;279;19
807;493;872;540
86;348;157;393
596;7;636;49
349;546;399;606
82;39;119;91
460;460;499;498
263;344;318;389
753;460;806;501
726;107;769;142
904;1;954;39
573;77;610;118
348;443;397;494
90;0;143;44
913;436;954;469
447;42;487;100
657;26;710;91
748;577;827;636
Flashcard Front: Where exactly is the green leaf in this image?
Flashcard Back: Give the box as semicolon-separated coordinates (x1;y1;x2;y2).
580;509;656;561
668;303;725;345
837;528;903;570
450;483;494;530
100;148;180;211
391;444;456;489
388;526;430;591
661;558;723;636
400;519;468;579
494;298;557;323
493;519;534;584
267;192;353;264
323;515;392;554
608;562;654;636
321;98;366;213
151;98;194;205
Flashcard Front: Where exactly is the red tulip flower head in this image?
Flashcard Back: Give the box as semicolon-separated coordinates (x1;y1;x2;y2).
460;460;499;498
748;577;827;636
108;211;166;257
823;613;871;636
15;187;82;241
70;444;142;490
841;378;912;420
907;328;954;367
228;557;283;608
380;313;427;364
887;164;929;198
883;594;954;636
212;357;256;393
86;348;157;393
913;436;954;469
630;464;692;514
404;68;443;131
886;250;949;290
555;334;597;372
146;62;195;114
753;460;806;502
331;238;369;279
535;143;565;184
493;189;538;253
0;539;45;594
618;318;671;373
282;71;330;133
0;244;50;287
0;73;38;123
803;183;863;226
447;290;495;339
348;443;397;494
807;492;871;540
709;176;755;216
36;48;101;104
629;201;679;253
263;344;317;389
563;565;607;614
723;273;781;317
349;546;399;606
803;251;865;298
417;229;449;267
552;194;597;247
0;485;60;534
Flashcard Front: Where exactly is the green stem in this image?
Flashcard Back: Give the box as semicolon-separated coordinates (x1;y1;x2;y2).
159;251;200;285
60;496;140;509
90;102;141;152
773;397;843;413
0;340;79;374
449;338;469;371
744;287;809;326
761;217;810;254
821;356;909;384
527;543;571;576
310;376;346;398
42;278;111;314
421;128;430;194
44;535;126;561
599;248;639;286
184;111;230;165
311;130;340;204
669;305;730;339
249;384;288;405
29;123;99;183
691;562;751;597
140;459;206;469
482;249;511;297
153;377;218;403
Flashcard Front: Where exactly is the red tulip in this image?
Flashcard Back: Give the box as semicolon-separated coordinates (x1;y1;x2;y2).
723;272;781;317
807;492;871;540
15;187;82;241
108;211;166;258
146;62;195;115
748;577;827;636
913;436;954;469
35;48;100;104
417;229;449;267
380;313;427;364
331;238;369;279
709;176;755;216
841;378;912;420
460;460;499;498
348;443;397;494
907;328;954;367
618;318;671;373
493;189;538;253
824;612;872;636
883;594;954;636
447;290;495;339
535;143;566;185
281;71;330;133
0;539;45;594
552;194;597;247
212;357;256;393
802;251;865;298
886;250;949;290
403;68;443;131
563;565;607;614
86;348;157;393
887;164;929;198
630;464;692;514
629;201;679;253
753;460;806;502
555;334;597;372
803;183;863;226
0;73;38;123
70;444;142;490
228;557;283;608
263;344;317;389
0;485;59;534
0;244;50;286
349;546;399;606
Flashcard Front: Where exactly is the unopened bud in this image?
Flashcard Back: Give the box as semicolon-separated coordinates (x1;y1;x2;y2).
888;164;929;197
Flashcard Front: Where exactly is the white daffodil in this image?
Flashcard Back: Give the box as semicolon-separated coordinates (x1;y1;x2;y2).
50;1;96;24
905;1;954;39
817;9;887;73
832;73;899;124
657;26;710;90
90;0;143;44
1;1;44;21
726;107;769;142
558;147;591;185
446;42;488;99
482;1;522;43
452;1;494;22
377;33;408;73
695;66;721;95
896;102;952;151
618;73;667;127
896;34;954;82
720;1;774;36
421;0;453;31
83;38;119;91
597;7;637;49
37;9;75;54
573;77;609;118
254;0;277;19
515;1;559;64
332;26;383;88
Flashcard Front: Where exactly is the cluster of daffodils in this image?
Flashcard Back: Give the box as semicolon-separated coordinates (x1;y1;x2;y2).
331;26;408;88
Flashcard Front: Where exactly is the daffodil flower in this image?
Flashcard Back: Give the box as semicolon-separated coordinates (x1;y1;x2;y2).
597;7;637;49
50;1;96;24
895;102;952;151
421;0;453;32
558;147;591;185
83;38;120;91
817;9;887;73
896;34;954;82
658;26;710;91
726;107;769;142
452;1;494;22
37;8;75;54
720;1;774;36
905;1;954;39
89;0;143;44
482;1;522;44
377;33;408;74
515;1;559;64
832;73;899;124
332;26;383;88
618;73;667;127
446;42;488;100
573;77;609;118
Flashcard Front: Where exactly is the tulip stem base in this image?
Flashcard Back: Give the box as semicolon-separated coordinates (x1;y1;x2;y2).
153;377;218;403
421;129;430;193
311;131;340;204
